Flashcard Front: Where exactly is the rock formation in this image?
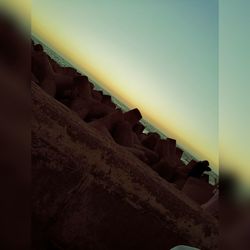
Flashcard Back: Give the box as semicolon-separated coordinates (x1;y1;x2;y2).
31;41;218;249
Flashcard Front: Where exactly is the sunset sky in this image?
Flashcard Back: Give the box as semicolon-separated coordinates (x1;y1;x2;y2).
3;0;249;190
32;0;218;170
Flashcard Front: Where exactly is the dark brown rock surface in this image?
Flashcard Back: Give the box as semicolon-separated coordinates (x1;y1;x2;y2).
32;82;218;250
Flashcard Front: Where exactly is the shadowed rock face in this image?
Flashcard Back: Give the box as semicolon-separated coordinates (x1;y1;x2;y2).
31;41;218;249
133;122;145;135
32;83;218;250
188;161;211;178
142;132;160;150
182;177;215;205
124;108;142;126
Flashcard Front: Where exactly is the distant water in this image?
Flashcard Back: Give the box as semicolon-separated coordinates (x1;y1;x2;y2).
32;35;218;185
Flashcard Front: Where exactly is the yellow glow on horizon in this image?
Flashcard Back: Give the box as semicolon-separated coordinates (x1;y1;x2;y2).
32;17;218;174
220;141;250;190
0;0;30;25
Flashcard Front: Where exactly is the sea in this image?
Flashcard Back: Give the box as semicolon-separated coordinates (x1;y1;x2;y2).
32;35;218;185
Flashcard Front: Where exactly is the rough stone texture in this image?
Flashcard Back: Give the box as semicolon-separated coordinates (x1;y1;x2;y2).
32;82;218;250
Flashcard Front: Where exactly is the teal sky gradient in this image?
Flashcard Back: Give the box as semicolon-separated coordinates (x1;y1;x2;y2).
219;0;250;193
32;1;218;171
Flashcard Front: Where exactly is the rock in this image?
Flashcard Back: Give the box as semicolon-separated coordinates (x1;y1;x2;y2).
85;101;114;121
92;89;103;101
30;41;219;249
32;73;39;84
34;43;43;52
90;110;124;139
176;147;184;161
154;138;177;166
133;122;145;135
201;190;219;218
58;66;79;77
135;145;159;165
182;177;215;205
54;73;74;92
153;159;176;182
141;132;160;150
102;95;116;109
125;146;149;164
124;108;142;126
32;49;55;82
188;161;211;178
39;76;57;97
72;76;92;99
32;82;218;249
112;120;134;147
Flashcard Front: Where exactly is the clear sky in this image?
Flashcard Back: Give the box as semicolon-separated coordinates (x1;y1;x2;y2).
219;0;250;194
1;0;249;194
31;0;219;173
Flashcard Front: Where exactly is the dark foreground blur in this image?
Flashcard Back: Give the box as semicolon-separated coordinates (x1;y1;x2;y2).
0;9;30;250
220;170;250;250
0;6;249;250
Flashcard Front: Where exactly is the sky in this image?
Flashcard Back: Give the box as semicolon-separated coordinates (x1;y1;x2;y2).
219;0;250;194
31;0;218;172
1;0;249;192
